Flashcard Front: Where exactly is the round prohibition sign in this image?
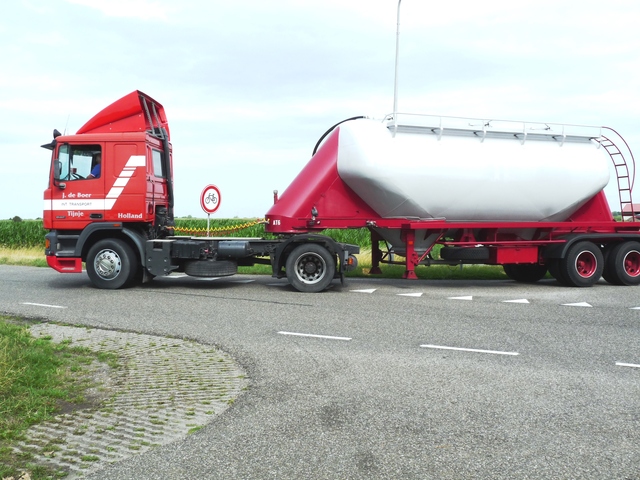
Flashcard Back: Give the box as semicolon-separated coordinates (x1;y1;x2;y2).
200;184;221;214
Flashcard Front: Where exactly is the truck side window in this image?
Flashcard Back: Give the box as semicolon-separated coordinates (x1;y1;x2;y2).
55;145;102;181
152;149;166;178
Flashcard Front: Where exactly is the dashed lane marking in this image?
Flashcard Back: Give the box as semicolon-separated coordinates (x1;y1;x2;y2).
397;292;423;297
448;296;473;301
503;299;530;304
232;279;255;284
277;331;352;341
420;344;519;356
562;302;593;307
350;288;377;294
21;302;67;309
616;362;640;369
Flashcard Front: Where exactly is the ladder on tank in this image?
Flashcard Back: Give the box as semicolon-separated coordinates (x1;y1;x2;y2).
598;128;637;222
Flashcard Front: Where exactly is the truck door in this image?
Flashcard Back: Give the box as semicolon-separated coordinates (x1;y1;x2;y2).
50;143;105;228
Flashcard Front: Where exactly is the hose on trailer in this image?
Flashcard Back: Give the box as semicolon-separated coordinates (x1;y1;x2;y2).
312;116;367;156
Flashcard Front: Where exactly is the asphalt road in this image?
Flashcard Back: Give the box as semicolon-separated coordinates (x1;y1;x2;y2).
2;265;639;479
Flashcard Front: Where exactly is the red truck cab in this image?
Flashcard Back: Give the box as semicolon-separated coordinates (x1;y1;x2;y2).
43;91;175;274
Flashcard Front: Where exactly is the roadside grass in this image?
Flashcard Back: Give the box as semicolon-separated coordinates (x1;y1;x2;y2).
0;317;115;479
0;248;47;268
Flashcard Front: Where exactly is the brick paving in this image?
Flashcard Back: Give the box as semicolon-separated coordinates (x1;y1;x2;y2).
12;324;248;478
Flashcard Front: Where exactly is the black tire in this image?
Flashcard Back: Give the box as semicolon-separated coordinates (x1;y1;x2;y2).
184;259;237;277
86;239;138;289
559;241;603;287
547;259;569;286
602;241;640;286
285;243;336;292
503;264;547;283
439;246;490;261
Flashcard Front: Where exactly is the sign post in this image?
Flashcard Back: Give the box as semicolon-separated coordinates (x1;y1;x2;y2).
200;184;221;236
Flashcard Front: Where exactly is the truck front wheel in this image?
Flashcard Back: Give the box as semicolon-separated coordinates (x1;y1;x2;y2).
86;239;138;289
286;243;336;292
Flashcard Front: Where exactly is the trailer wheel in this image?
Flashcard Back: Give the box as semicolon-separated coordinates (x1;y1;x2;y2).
503;264;547;283
86;239;138;289
602;241;640;286
286;243;336;292
560;241;603;287
548;259;569;286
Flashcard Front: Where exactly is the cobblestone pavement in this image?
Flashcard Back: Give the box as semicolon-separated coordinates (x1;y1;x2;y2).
12;324;248;479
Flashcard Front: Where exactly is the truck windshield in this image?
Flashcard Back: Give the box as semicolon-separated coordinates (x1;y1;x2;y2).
55;145;101;181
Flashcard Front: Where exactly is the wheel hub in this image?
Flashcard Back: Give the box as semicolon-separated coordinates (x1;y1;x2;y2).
575;251;597;278
95;249;122;280
624;250;640;277
295;253;325;284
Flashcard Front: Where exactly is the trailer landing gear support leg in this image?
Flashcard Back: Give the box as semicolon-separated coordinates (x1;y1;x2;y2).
402;230;419;280
370;229;383;275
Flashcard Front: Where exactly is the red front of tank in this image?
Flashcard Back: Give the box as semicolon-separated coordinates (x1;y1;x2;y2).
265;127;377;234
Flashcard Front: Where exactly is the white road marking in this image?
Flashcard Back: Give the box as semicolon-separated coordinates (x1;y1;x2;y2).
448;296;473;301
350;289;377;294
616;362;640;369
397;292;423;297
21;302;67;309
278;331;352;341
420;344;519;356
562;302;592;307
195;277;221;281
631;307;640;310
503;299;530;304
232;279;255;284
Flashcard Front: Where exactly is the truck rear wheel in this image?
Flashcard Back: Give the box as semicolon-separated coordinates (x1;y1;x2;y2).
286;243;336;292
559;241;603;287
86;239;138;289
503;264;547;283
602;241;640;285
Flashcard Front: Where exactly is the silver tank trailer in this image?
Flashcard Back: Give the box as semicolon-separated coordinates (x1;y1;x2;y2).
335;115;611;254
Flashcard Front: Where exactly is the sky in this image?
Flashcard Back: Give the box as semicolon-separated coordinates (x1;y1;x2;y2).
1;0;639;220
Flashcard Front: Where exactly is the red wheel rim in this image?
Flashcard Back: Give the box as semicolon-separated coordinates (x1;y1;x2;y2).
575;251;597;278
624;250;640;278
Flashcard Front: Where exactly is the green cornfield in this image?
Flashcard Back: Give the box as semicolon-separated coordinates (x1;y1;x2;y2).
0;220;48;248
0;219;372;249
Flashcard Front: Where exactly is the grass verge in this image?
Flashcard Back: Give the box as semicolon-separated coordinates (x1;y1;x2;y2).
0;317;115;479
0;248;47;268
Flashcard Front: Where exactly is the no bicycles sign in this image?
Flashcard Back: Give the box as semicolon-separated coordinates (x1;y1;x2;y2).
200;184;221;215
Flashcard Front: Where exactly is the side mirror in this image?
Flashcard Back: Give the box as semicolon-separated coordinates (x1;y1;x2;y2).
54;160;62;180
